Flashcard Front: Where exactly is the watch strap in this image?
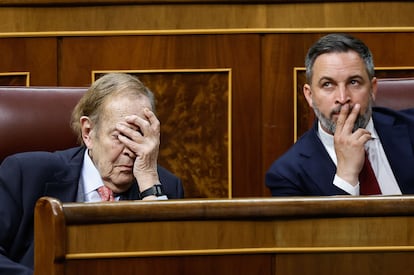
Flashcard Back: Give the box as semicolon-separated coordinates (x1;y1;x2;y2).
139;184;164;199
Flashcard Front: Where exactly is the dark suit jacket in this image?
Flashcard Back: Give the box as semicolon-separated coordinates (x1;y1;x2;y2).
266;107;414;196
0;146;184;274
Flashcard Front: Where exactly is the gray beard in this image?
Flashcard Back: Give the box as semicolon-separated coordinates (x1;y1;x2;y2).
312;100;372;134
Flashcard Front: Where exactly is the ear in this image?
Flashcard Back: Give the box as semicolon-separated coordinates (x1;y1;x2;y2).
303;83;314;108
370;77;378;101
80;116;94;149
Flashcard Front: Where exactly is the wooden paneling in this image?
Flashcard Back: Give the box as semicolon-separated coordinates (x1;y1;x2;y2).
0;37;57;85
261;33;318;179
0;0;397;5
64;255;273;275
0;2;413;32
34;196;414;275
275;253;414;275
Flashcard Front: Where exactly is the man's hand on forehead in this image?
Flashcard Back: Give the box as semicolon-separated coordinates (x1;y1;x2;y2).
117;118;142;137
116;109;160;142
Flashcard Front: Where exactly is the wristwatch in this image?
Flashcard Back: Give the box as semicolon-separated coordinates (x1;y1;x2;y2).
139;184;165;199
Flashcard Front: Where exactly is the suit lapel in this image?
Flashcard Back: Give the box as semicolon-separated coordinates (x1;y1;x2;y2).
42;146;142;202
298;123;350;195
44;147;85;202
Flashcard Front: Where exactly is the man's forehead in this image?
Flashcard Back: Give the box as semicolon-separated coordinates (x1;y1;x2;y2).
106;93;150;107
102;94;150;119
312;52;367;80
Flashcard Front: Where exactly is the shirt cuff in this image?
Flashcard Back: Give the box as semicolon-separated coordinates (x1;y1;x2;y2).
333;174;360;196
155;195;168;200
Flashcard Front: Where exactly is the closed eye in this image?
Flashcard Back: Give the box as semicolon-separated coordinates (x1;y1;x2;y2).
112;131;123;143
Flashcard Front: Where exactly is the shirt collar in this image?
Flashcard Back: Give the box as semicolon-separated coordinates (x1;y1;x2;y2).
365;118;378;139
81;149;105;194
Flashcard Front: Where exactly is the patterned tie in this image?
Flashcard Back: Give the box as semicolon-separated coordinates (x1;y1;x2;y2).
97;186;115;201
359;151;381;195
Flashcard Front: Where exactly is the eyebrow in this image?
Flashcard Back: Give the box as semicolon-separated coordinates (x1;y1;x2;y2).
317;75;364;85
317;76;335;85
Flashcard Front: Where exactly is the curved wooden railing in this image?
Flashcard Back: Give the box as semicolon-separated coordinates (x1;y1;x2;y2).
35;195;414;275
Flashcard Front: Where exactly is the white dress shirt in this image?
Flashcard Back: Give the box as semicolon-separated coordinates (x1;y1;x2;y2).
318;118;401;195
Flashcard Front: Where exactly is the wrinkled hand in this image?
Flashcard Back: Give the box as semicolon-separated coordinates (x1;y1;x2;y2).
334;104;371;185
116;108;160;191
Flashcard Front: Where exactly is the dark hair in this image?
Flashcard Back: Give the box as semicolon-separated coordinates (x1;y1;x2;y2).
71;73;155;144
305;33;375;84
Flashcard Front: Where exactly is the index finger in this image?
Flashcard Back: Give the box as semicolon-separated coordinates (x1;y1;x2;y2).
336;103;360;134
143;108;160;132
342;103;360;133
335;103;350;134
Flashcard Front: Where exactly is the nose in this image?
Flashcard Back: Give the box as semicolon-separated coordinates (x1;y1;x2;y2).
335;85;351;105
122;146;135;158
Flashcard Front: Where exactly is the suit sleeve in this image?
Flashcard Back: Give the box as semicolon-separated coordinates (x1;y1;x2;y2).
157;165;184;199
0;156;34;274
265;162;307;196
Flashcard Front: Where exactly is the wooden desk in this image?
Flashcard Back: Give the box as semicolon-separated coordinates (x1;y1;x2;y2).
34;196;414;275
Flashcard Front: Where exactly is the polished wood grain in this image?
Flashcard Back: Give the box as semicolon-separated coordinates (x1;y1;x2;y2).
64;255;273;275
0;0;394;5
34;198;65;275
0;2;413;32
59;196;414;223
275;253;414;275
0;37;57;85
35;196;414;275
